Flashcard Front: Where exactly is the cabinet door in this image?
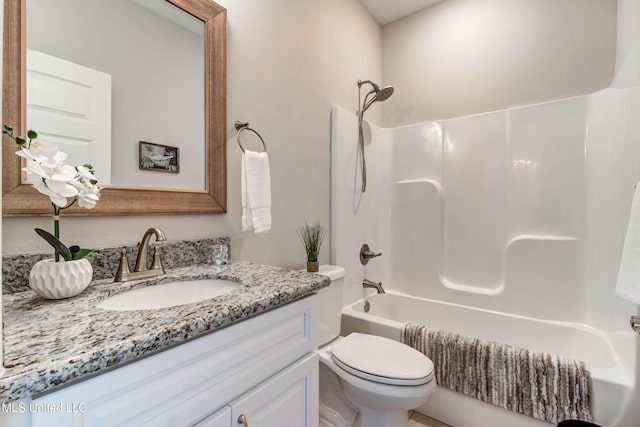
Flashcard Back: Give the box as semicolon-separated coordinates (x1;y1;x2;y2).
194;406;231;427
231;353;318;427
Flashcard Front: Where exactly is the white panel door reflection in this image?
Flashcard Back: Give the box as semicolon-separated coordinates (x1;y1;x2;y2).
26;49;112;183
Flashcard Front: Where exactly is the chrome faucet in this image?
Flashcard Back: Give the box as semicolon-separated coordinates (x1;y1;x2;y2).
363;279;385;294
114;227;167;282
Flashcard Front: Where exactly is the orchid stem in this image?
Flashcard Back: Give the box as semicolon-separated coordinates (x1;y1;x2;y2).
53;204;60;262
59;199;77;210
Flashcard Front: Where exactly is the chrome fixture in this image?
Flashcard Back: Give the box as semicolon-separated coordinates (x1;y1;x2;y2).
359;243;382;265
363;300;371;313
631;316;640;334
357;79;394;193
235;121;267;153
363;279;385;294
114;227;167;282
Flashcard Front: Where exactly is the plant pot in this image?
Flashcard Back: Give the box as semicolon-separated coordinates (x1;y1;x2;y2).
306;261;319;273
29;258;93;299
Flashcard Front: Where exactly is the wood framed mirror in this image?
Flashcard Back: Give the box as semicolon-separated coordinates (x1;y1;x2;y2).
2;0;227;216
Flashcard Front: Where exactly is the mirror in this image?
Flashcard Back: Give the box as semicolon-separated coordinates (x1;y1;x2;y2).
27;0;206;189
2;0;227;215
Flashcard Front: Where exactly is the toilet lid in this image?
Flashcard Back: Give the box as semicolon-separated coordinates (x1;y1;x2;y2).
331;333;434;386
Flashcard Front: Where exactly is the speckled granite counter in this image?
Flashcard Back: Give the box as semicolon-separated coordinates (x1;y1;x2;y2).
0;261;329;403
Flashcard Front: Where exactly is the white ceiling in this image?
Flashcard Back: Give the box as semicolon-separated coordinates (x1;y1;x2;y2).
361;0;443;25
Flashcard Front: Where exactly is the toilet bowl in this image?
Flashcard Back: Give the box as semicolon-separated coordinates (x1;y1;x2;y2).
315;265;435;427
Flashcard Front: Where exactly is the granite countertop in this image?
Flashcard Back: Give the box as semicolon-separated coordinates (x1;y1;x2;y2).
0;261;330;403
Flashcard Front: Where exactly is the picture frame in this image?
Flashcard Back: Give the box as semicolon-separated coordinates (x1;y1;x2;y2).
138;141;180;174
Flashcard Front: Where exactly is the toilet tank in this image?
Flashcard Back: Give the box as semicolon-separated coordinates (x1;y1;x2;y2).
314;265;345;346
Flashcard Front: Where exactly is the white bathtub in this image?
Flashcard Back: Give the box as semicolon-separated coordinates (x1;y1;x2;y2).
341;292;635;427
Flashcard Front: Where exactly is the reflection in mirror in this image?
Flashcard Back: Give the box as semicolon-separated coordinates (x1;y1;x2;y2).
26;0;206;190
3;0;227;216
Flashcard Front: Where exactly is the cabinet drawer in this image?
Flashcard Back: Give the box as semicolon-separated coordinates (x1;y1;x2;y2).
30;296;317;427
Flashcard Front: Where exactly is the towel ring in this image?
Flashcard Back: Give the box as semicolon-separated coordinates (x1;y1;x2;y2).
235;121;267;153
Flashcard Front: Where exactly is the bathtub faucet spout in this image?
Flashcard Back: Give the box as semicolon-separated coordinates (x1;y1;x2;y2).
363;279;385;294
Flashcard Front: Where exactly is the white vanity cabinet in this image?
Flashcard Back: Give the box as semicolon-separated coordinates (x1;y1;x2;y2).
15;296;318;427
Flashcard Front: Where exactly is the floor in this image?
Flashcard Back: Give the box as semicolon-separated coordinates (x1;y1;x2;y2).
318;410;452;427
409;411;453;427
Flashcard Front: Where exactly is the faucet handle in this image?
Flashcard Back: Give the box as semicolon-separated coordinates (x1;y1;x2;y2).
151;246;165;273
360;244;382;265
115;248;131;282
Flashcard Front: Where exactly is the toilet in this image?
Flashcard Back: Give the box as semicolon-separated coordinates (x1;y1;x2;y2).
315;265;435;427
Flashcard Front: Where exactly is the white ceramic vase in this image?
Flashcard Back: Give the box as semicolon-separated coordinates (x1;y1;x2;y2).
29;258;93;299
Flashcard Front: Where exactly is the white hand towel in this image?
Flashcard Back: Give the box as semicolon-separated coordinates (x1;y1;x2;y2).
616;182;640;304
242;150;271;233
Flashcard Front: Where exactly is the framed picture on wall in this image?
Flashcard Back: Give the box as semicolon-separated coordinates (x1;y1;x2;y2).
138;141;180;173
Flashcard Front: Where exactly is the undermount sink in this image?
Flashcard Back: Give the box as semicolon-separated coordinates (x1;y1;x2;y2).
96;278;241;311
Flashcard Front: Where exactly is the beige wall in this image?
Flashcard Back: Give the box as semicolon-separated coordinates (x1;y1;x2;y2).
616;0;640;72
382;0;617;126
2;0;382;269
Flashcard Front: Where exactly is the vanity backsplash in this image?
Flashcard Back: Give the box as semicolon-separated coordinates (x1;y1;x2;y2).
2;237;230;294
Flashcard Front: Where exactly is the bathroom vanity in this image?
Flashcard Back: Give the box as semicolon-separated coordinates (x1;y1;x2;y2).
0;252;328;427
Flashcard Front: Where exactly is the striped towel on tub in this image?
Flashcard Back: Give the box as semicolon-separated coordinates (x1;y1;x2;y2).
401;322;593;424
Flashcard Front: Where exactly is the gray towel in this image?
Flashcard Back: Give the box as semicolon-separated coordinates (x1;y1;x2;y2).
402;322;593;424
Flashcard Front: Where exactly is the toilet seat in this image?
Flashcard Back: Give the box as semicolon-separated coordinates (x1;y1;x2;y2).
330;333;434;386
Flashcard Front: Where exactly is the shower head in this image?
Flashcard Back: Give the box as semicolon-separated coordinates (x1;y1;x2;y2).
374;86;394;102
361;84;394;114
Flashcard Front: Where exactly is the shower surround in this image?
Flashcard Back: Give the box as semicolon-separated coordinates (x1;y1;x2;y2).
331;84;640;426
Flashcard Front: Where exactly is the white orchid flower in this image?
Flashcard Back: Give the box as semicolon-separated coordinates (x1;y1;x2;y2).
76;189;100;209
69;165;101;209
50;164;77;182
16;140;61;164
18;142;101;209
46;178;79;197
76;165;98;183
32;180;68;207
4;125;102;262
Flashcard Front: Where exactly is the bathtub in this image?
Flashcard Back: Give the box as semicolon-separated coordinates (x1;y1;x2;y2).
341;292;635;427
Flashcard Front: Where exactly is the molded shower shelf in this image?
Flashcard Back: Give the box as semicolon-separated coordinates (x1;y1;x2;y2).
506;235;578;246
440;235;579;295
391;179;581;297
396;178;442;192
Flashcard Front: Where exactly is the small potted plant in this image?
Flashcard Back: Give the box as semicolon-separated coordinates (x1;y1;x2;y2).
298;221;325;273
3;125;101;299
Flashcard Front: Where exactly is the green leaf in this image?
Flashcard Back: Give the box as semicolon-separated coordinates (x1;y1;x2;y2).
69;245;95;260
3;124;13;134
15;136;26;146
297;221;325;262
71;248;95;260
34;228;72;261
27;130;38;139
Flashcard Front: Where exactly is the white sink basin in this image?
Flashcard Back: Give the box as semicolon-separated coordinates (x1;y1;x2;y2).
96;279;241;311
